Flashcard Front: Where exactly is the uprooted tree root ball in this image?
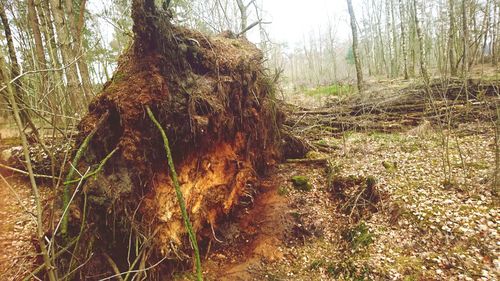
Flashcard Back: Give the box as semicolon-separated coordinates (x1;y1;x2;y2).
66;0;283;275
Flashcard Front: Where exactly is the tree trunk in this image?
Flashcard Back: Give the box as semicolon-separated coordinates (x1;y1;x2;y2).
481;0;491;65
347;0;363;92
399;0;409;79
235;0;248;36
67;0;93;102
492;0;497;65
390;0;399;76
27;0;49;100
412;0;429;83
49;0;81;110
462;0;469;76
38;0;68;118
385;0;394;77
0;2;30;125
448;0;458;76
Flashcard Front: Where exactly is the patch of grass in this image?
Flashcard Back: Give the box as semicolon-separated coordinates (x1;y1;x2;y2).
400;142;421;153
0;137;21;146
343;221;373;251
308;259;326;271
305;83;354;97
369;132;404;142
327;259;370;280
465;161;489;170
314;138;341;150
394;255;424;277
315;139;328;146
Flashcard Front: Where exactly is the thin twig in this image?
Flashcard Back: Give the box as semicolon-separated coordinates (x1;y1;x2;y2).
63;147;118;185
98;256;168;281
51;167;90;253
0;55;83;93
61;111;109;235
0;163;56;179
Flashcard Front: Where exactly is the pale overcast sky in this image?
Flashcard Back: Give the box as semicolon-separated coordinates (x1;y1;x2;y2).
89;0;358;51
255;0;352;48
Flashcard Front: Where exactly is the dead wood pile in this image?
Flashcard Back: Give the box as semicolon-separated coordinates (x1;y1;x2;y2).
285;78;499;143
65;0;283;274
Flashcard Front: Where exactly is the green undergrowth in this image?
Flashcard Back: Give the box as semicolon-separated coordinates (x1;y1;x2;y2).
305;83;354;97
343;221;374;251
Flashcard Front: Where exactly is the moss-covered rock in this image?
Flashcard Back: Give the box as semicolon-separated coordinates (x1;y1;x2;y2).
291;175;312;191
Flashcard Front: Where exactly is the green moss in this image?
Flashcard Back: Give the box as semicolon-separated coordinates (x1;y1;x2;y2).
316;139;328;146
382;161;397;172
366;175;377;189
314;138;341;150
112;71;126;83
291;175;312;191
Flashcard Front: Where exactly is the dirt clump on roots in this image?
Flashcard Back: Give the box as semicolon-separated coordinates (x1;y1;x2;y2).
69;0;283;275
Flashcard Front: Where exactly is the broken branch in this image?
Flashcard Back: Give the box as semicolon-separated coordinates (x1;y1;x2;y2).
146;106;203;281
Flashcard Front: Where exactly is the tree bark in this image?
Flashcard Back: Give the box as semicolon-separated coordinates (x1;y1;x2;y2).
492;0;497;65
67;0;93;101
399;0;409;79
27;0;49;99
235;0;248;36
412;0;429;83
385;0;394;77
49;0;81;110
0;2;30;125
462;0;469;76
347;0;363;92
448;0;458;76
390;0;399;76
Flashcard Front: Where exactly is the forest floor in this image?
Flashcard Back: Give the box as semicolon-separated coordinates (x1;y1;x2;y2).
188;77;500;281
0;174;43;280
0;76;498;280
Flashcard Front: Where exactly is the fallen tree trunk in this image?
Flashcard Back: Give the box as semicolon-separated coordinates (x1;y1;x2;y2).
66;0;282;275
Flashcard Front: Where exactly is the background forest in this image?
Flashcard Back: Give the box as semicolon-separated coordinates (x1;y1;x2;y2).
0;0;498;280
1;0;499;119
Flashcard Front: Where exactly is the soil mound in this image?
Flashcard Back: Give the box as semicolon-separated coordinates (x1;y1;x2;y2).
70;0;282;273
